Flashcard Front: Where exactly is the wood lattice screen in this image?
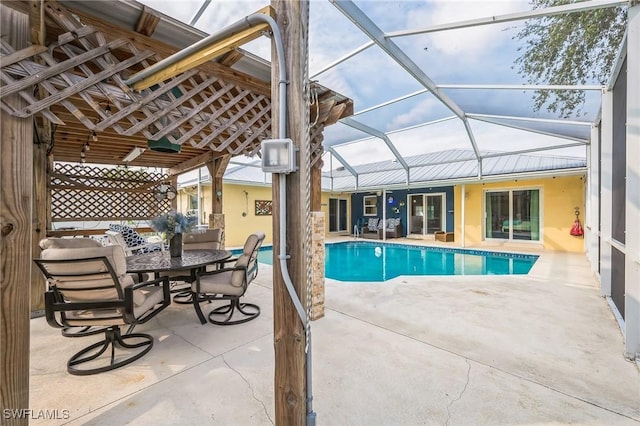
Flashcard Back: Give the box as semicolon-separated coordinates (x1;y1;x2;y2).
50;163;171;222
0;1;272;161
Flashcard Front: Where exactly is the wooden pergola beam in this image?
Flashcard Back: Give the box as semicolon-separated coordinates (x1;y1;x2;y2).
167;151;216;176
135;5;160;37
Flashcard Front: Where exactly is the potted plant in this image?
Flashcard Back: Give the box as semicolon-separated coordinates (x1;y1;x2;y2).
149;210;197;257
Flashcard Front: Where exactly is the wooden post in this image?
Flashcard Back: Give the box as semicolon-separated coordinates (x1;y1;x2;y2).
1;5;33;424
30;0;48;313
272;1;309;424
31;135;48;313
206;155;229;246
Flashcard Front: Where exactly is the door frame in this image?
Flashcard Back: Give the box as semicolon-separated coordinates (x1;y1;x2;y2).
328;197;349;233
407;192;446;236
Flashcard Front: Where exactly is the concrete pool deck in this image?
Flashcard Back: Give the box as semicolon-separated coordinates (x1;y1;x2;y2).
28;243;640;425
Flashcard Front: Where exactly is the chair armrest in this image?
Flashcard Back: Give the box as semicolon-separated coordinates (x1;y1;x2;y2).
124;276;171;323
128;276;170;291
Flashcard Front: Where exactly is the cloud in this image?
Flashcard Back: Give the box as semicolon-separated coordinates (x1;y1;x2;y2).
404;0;528;59
385;97;441;131
332;138;395;166
136;0;588;169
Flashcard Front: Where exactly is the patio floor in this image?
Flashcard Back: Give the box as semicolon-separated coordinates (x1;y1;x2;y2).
29;242;640;425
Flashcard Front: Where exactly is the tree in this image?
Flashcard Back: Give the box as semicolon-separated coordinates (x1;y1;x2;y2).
514;0;626;118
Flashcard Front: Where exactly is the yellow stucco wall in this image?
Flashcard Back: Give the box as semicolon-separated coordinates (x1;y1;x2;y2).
455;175;586;252
179;175;584;252
177;183;350;248
222;184;274;248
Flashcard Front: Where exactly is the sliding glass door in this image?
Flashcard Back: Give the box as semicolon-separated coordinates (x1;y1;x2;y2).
329;198;348;233
426;194;443;234
409;193;445;235
485;189;540;241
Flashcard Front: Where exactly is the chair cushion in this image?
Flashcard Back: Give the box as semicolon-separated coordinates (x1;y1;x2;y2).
133;285;165;317
183;228;223;250
40;245;145;305
62;286;164;326
193;271;244;296
388;218;400;229
108;224;161;253
41;245;128;277
39;237;102;250
367;218;379;230
241;232;265;256
230;255;250;287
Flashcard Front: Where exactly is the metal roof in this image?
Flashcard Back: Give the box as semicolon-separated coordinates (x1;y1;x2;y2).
325;149;587;191
126;0;624;184
178;162;333;191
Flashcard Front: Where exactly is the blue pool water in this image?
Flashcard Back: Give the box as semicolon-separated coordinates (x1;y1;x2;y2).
233;241;538;282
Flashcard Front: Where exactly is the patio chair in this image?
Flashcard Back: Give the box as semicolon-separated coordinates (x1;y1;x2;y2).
163;228;225;303
183;228;224;251
107;224;165;255
191;231;265;325
362;218;380;238
33;244;171;375
378;218;403;239
39;237;121;337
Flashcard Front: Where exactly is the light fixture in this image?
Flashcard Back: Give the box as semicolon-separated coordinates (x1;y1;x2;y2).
91;131;98;142
154;183;177;201
260;138;296;173
122;147;146;163
148;137;181;153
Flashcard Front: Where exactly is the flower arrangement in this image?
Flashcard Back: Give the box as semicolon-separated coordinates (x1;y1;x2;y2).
149;210;197;240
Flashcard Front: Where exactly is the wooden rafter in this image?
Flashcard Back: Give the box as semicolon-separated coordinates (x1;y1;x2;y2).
135;6;160;37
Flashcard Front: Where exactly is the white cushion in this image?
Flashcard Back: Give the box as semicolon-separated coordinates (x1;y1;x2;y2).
193;271;244;296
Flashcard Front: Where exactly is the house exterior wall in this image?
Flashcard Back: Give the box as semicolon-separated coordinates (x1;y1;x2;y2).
177;183;349;247
223;184;274;248
178;183;273;248
459;175;586;252
351;187;455;236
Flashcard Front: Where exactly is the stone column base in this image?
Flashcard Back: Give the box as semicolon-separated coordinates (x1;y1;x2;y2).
209;213;225;248
311;211;325;320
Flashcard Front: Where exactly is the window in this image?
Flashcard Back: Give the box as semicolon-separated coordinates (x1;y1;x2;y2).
485;189;540;241
363;195;377;216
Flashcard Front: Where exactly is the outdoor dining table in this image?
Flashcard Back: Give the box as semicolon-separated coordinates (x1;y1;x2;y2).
126;249;232;291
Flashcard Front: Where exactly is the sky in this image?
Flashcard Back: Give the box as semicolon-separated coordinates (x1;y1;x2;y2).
137;0;601;169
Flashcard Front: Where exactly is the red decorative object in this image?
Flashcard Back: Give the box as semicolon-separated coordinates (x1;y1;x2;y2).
570;220;584;237
570;207;584;237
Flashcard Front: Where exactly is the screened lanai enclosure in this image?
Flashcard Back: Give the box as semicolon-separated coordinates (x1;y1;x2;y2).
1;0;639;424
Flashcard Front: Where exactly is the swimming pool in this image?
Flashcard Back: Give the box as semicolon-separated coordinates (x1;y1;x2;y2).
233;241;538;282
